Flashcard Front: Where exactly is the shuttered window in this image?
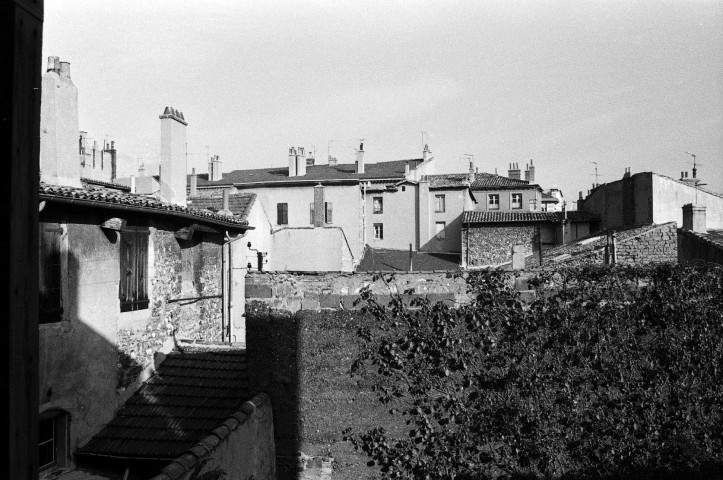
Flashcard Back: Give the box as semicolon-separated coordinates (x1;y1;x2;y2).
119;226;149;312
310;203;314;224
325;202;333;224
277;203;288;225
39;222;63;324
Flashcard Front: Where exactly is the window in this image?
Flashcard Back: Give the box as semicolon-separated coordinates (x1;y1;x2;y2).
373;223;384;240
119;225;149;312
435;194;446;213
435;221;446;239
511;193;522;209
325;202;333;224
373;197;383;214
39;411;69;470
39;222;64;324
276;202;288;225
309;202;314;224
488;194;500;210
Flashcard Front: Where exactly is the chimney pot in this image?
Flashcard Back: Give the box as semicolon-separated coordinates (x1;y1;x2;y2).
47;56;60;73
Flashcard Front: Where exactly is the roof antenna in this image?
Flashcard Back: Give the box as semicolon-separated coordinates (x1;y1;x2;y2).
684;151;706;204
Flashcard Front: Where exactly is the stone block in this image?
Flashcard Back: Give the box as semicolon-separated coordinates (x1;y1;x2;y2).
246;284;272;298
302;294;320;310
426;293;455;305
319;294;341;309
341;295;363;310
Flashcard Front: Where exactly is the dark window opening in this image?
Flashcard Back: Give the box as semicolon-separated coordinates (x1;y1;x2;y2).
39;222;63;324
325;202;333;224
39;411;69;470
277;202;288;225
119;225;149;312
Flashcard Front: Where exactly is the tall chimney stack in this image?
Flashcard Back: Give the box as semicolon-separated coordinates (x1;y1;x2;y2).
296;147;307;176
40;57;81;187
190;168;198;196
209;155;222;181
288;147;297;177
423;144;431;162
356;142;365;174
527;159;535;183
159;106;188;206
508;162;521;180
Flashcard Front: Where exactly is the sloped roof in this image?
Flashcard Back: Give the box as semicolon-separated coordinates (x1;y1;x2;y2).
463;210;601;224
541;192;559;203
194;158;424;188
187;193;256;222
40;183;249;229
423;172;541;190
357;247;461;272
76;345;249;460
81;177;131;192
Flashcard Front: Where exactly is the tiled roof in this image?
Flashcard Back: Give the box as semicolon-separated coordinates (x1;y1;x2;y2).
187;193;256;222
679;228;723;250
40;183;249;228
194;159;424;187
77;346;249;460
463;210;601;224
81;177;131;192
541;193;559;203
423;173;541;190
357;247;461;272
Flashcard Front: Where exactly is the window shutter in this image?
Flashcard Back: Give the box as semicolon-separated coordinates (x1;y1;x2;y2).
39;223;63;323
136;230;149;310
310;203;314;224
325;202;332;224
120;226;149;312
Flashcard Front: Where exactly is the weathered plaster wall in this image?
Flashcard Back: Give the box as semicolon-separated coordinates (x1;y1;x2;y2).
422;189;467;253
471;188;541;212
268;227;355;272
365;184;417;251
678;229;723;265
652;175;723;229
39;208;229;459
462;224;539;267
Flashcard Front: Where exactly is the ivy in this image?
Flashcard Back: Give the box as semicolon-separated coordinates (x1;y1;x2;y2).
345;265;723;479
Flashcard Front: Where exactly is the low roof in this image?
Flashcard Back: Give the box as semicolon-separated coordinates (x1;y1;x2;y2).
357;247;461;272
187;193;256;222
463;210;601;224
76;345;249;461
40;183;250;230
194;158;424;188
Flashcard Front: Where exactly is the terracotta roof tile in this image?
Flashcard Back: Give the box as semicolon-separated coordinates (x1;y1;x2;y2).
40;183;249;228
81;177;132;192
423;173;541;190
187;193;256;222
463;210;601;223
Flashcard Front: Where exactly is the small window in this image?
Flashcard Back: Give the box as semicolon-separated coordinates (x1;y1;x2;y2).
435;194;446;213
373;197;383;214
39;411;69;470
325;202;333;224
39;222;64;324
402;186;406;192
488;194;500;210
119;225;149;312
277;202;288;225
309;202;314;224
435;221;446;239
373;223;384;240
511;193;522;209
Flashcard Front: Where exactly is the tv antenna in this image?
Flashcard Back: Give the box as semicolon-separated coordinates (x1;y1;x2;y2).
419;131;428;149
590;161;601;187
684;151;706;204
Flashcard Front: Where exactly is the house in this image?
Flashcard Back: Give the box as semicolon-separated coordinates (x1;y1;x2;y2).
461;210;601;268
577;169;723;230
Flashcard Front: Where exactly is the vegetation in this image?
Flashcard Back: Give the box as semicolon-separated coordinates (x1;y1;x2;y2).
345;264;723;479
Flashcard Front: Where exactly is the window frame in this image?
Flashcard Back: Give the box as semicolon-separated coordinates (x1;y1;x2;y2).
39;410;69;471
511;192;522;210
434;194;446;213
373;223;384;240
276;202;288;225
373;196;383;214
325;202;333;224
488;194;500;210
119;225;150;313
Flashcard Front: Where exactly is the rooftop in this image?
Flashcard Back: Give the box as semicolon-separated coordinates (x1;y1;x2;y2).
194;158;424;188
187;193;256;222
423;172;541;190
40;183;249;229
76;345;249;461
81;177;131;192
463;210;601;224
357;247;461;272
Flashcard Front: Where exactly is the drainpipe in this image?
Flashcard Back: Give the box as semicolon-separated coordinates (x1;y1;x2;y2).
223;230;246;344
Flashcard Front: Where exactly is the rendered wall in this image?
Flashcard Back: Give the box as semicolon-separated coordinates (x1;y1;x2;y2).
39;208;229;462
422;189;467;253
267;227;355;272
159;116;187;206
652;175;723;229
364;185;417;251
471;188;541;212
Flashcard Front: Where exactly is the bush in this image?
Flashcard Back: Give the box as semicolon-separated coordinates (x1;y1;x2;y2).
346;264;723;479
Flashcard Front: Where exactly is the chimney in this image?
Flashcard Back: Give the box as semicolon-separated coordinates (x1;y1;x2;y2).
508;162;521;180
527;159;535;182
467;158;475;183
288;147;297;177
328;155;337;166
40;57;82;187
423;144;431;162
297;147;307;176
190;168;198;196
79;131;87;154
356;142;365;174
220;189;232;216
682;204;706;233
159;106;188;206
524;164;530;181
313;183;325;227
130;175;136;194
109;140;117;181
405;162;410;177
139;164;146;176
209;155;222;181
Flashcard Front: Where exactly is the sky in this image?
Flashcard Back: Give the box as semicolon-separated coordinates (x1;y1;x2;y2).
43;0;722;203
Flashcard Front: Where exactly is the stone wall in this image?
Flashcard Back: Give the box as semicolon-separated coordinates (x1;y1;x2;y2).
246;270;471;313
462;223;539;267
678;229;723;265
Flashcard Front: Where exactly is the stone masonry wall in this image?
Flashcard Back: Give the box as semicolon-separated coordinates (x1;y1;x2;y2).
463;224;539;267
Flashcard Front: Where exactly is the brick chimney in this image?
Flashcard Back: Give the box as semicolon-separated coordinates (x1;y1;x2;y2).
159;106;188;206
508;163;521;180
40;57;82;187
682;204;706;233
356;142;365;174
526;159;535;182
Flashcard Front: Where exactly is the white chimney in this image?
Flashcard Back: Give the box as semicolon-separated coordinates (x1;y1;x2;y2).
40;57;82;187
423;144;431;162
356;142;365;174
297;147;307;176
288;147;297;177
159;106;188;206
130;175;136;194
190;167;197;196
210;155;222;181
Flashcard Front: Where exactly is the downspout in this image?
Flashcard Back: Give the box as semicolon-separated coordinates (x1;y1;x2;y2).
224;230;246;344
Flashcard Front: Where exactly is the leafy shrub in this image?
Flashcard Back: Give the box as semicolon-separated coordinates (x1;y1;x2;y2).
346;264;723;479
